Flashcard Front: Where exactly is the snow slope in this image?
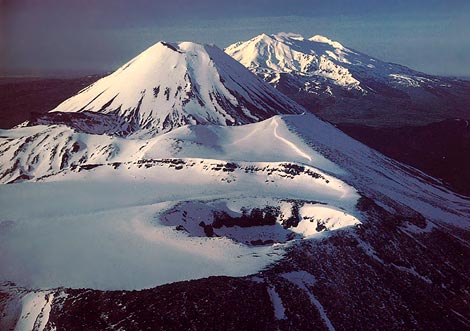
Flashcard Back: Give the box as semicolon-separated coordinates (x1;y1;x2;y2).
1;113;468;291
46;41;301;137
14;291;54;331
1;113;342;184
2;114;467;223
0;149;360;290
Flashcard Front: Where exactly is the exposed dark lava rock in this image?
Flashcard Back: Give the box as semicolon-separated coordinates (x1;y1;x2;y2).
47;277;277;331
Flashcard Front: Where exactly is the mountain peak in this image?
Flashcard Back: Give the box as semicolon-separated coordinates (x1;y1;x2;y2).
157;41;183;53
248;33;274;44
225;32;363;89
248;32;340;46
48;40;302;137
226;32;470;128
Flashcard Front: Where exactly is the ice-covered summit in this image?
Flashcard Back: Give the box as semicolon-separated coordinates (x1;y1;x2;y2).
48;40;302;137
225;32;365;88
226;32;470;126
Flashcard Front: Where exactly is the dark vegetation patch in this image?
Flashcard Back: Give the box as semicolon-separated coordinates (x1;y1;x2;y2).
272;163;327;181
193;206;283;240
211;162;238;172
241;163;327;182
281;202;302;229
164;87;171;101
70;164;102;171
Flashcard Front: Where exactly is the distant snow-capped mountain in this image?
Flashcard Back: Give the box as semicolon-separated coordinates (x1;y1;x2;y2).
44;41;302;137
226;33;367;90
226;33;470;126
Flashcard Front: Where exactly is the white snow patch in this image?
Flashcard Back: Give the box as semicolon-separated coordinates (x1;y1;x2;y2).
389;74;420;87
282;271;336;331
15;291;53;331
267;286;286;320
390;264;433;284
272;117;311;162
309;35;345;50
402;221;436;234
294;204;361;237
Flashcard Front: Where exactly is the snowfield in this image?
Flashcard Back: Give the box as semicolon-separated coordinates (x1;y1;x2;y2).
0;149;360;290
0;39;468;296
1;114;468;291
14;291;54;331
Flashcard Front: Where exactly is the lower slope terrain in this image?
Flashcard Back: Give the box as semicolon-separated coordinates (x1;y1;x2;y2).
1;114;469;330
338;119;470;195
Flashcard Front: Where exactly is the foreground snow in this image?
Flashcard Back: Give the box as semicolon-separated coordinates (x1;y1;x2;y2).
0;173;358;290
0;126;361;289
1;114;468;291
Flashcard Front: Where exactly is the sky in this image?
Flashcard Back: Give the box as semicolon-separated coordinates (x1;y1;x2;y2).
1;0;470;77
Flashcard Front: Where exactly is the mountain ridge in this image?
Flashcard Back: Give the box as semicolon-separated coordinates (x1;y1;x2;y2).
225;32;470;126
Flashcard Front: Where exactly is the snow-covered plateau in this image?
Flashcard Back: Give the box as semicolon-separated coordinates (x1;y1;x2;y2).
1;114;467;291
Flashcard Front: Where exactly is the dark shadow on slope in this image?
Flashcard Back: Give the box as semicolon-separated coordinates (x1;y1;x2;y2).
338;119;470;196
